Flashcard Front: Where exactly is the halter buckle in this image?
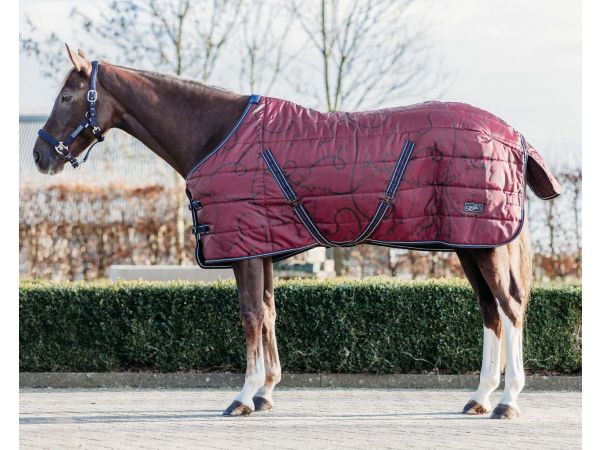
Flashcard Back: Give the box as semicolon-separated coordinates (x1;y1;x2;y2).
87;90;98;102
54;142;68;156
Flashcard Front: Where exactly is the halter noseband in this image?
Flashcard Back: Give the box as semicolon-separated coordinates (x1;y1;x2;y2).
37;60;105;169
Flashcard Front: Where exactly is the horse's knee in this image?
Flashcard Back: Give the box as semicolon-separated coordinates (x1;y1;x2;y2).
261;290;276;323
240;307;264;321
240;307;265;334
263;288;275;307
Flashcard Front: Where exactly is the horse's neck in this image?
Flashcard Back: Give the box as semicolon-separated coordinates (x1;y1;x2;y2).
100;64;249;177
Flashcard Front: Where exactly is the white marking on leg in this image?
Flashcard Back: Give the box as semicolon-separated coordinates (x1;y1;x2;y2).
470;326;502;410
234;344;265;409
255;364;281;403
255;297;281;405
498;308;525;409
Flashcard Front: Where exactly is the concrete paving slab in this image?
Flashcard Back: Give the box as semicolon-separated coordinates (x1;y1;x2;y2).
20;388;581;449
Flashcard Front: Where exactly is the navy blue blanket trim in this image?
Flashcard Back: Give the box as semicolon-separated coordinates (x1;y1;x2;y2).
185;94;262;180
192;134;527;267
260;139;415;247
386;140;414;198
261;149;330;246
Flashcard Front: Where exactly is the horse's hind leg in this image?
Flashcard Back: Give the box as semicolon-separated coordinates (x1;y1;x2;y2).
224;258;266;416
457;249;503;415
252;257;282;411
472;228;533;419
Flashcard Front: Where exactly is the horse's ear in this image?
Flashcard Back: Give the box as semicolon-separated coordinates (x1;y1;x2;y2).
65;43;91;76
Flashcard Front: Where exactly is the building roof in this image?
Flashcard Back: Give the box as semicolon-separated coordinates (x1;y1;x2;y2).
20;116;178;188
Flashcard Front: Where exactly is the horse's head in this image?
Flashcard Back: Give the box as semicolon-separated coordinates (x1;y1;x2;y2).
33;44;112;174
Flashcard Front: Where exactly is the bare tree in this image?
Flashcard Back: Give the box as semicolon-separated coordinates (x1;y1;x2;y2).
291;0;442;112
290;0;442;274
570;169;582;277
22;0;243;82
558;168;582;278
237;0;299;93
526;162;582;280
20;16;67;80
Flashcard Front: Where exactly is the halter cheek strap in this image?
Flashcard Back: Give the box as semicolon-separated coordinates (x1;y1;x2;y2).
37;60;105;169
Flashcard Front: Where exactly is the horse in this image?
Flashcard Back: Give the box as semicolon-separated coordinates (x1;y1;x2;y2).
32;44;561;419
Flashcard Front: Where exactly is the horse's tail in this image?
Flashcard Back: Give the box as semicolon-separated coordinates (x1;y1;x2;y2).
522;137;562;200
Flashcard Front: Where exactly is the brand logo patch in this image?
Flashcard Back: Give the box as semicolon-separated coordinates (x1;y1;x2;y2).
464;202;484;214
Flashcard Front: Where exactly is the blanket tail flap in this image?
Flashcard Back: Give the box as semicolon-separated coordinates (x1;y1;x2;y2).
525;143;562;200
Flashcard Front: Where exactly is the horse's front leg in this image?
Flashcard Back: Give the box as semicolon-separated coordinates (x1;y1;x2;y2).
252;257;281;411
224;258;266;416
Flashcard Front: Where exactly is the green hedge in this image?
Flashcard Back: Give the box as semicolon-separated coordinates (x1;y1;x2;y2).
19;279;581;374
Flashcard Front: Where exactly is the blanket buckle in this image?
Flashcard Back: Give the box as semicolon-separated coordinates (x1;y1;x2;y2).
382;194;395;205
188;199;203;211
289;197;303;208
191;224;210;235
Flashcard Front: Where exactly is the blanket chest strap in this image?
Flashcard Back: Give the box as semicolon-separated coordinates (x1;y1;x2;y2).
261;140;414;247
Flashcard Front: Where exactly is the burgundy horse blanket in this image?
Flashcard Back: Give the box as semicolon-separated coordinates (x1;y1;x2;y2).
186;95;561;268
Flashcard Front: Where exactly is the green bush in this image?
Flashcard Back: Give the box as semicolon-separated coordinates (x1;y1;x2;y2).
19;279;581;374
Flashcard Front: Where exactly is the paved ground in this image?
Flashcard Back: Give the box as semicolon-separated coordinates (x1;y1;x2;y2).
20;388;581;449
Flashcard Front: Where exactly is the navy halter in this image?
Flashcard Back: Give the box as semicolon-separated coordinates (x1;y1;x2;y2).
38;60;105;169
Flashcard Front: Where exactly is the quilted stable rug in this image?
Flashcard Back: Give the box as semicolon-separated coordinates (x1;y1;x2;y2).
186;95;561;268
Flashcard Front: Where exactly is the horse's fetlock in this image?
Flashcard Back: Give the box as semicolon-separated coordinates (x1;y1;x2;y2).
483;374;501;390
507;374;525;392
267;367;282;385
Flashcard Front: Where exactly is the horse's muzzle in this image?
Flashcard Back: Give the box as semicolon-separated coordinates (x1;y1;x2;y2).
33;141;64;175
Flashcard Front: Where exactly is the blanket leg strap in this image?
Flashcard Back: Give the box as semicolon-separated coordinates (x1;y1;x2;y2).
261;140;414;247
261;149;330;246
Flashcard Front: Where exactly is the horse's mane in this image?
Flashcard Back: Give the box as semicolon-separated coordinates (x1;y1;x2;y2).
109;63;235;95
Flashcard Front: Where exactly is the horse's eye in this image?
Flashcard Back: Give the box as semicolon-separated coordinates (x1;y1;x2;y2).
61;95;72;103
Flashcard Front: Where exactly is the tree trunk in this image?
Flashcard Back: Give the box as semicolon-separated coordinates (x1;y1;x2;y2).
333;247;344;276
174;175;187;265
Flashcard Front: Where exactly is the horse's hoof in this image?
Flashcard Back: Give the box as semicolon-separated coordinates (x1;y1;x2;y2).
462;400;490;415
253;396;273;411
223;400;253;416
490;404;520;419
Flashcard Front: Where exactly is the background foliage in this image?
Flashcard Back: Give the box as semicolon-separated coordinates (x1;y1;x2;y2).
20;184;196;280
20;279;581;374
20;0;581;280
19;173;582;281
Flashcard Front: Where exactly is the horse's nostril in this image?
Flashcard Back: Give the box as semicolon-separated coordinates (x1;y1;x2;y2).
33;150;40;163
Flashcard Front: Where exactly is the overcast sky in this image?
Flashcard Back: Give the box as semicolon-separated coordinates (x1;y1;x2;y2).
19;0;581;168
